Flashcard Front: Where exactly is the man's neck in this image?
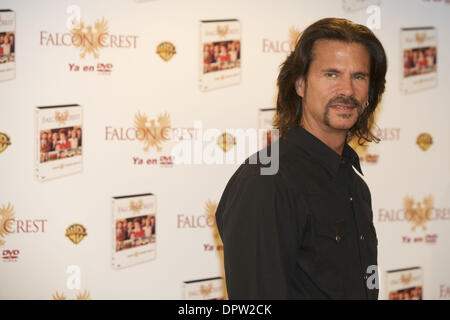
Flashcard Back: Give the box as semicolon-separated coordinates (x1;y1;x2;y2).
301;122;347;156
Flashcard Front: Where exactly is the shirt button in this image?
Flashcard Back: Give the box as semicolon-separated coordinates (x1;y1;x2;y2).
364;274;368;280
335;235;341;242
349;197;353;202
360;235;365;240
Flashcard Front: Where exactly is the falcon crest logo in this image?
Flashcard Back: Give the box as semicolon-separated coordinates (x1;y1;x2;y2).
415;32;426;44
289;26;301;52
130;200;143;213
52;292;67;300
401;273;412;285
71;18;109;59
55;110;69;125
0;132;11;154
404;196;433;231
348;106;382;164
0;203;14;246
200;283;213;298
217;25;229;38
52;290;90;300
134;112;171;152
205;199;220;242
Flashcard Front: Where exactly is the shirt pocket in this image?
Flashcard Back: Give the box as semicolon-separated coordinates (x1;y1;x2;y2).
315;218;352;246
312;218;352;296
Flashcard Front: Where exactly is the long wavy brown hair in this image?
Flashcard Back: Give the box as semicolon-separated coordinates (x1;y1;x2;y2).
273;18;387;144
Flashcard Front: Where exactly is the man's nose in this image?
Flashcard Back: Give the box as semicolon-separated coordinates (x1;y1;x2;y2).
337;75;355;97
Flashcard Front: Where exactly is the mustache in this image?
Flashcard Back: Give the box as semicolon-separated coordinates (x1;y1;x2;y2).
326;96;362;109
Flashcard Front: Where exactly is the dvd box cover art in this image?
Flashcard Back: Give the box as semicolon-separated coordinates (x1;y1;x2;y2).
199;19;241;91
112;193;156;270
183;277;225;300
400;27;437;94
258;108;278;149
385;267;423;300
35;104;83;181
0;10;15;81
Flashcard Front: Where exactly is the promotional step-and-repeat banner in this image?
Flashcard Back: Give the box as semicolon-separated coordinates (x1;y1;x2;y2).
1;0;449;300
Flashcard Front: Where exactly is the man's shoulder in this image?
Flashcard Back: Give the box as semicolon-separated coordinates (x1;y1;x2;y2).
224;141;314;195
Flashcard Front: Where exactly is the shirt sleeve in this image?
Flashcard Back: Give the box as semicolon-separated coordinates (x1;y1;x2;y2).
216;171;298;299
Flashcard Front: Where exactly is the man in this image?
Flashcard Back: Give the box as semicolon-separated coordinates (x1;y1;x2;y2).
40;132;51;153
8;33;14;54
0;33;4;56
215;18;387;300
76;128;82;147
50;132;59;152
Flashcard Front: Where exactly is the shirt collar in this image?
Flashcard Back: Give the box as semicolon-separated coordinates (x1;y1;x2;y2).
284;126;363;177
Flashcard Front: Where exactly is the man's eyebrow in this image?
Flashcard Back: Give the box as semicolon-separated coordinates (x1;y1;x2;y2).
352;71;369;77
321;69;369;76
321;68;341;73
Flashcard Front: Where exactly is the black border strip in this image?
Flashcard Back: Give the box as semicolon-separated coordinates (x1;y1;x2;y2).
36;104;80;109
113;193;154;199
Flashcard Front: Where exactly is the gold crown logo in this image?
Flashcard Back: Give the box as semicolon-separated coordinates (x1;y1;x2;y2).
53;290;91;300
200;283;213;298
401;273;412;285
156;41;176;61
130;200;143;213
289;26;301;52
134;111;171;152
0;203;14;246
217;25;229;38
55;110;69;126
416;133;433;151
65;223;88;245
205;199;221;243
404;195;433;232
0;132;11;154
71;18;109;59
415;32;426;44
216;132;236;153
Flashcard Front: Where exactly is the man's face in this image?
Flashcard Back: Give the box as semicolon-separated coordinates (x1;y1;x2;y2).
295;40;370;134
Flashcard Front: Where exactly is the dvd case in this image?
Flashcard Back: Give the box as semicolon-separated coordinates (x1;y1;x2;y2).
199;19;241;91
35;104;83;181
0;9;15;81
385;267;423;300
183;277;224;300
258;108;278;149
400;27;437;94
112;193;156;270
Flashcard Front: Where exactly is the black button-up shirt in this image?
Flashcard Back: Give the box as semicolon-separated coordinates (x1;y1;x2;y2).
216;126;379;299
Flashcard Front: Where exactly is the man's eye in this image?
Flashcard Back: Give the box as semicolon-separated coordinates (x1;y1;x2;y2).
353;74;367;80
326;73;337;78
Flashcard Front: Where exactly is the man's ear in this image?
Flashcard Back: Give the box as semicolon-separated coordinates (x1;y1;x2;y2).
295;77;305;98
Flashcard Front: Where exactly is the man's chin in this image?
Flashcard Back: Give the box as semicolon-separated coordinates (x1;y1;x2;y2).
328;121;357;131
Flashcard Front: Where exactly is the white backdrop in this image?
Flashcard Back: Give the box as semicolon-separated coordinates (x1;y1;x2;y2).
0;0;449;300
